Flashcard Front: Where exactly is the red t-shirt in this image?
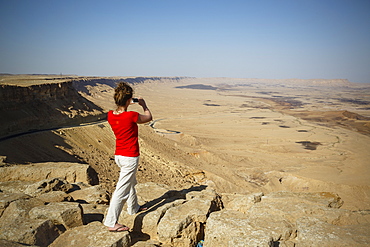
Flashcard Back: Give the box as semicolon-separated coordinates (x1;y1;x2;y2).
107;110;139;157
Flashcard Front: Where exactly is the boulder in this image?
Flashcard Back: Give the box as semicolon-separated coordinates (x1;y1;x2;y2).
29;202;84;229
135;182;173;202
0;180;34;194
0;197;61;246
36;191;73;203
247;191;348;225
296;217;370;246
204;210;295;247
80;203;108;224
0;162;98;185
0;180;74;203
204;191;370;247
0;198;44;225
131;240;162;247
185;187;222;209
131;199;186;238
69;184;109;204
1;179;369;247
24;178;74;196
115;185;219;246
49;221;131;247
0;155;7;165
0;239;38;247
0;192;30;217
157;188;221;246
221;192;263;213
116;183;188;236
262;191;344;208
0;218;59;247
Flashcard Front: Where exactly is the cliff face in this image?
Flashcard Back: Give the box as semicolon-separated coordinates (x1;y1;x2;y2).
0;81;105;139
0;76;192;139
71;77;191;95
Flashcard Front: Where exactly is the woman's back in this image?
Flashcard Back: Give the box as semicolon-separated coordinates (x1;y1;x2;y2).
108;110;139;157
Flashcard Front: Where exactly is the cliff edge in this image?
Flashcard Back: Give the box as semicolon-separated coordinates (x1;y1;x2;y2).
0;81;106;139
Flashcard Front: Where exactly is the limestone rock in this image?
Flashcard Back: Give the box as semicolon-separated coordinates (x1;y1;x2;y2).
0;192;30;217
1;179;369;247
157;188;221;246
221;192;263;213
263;191;344;208
0;162;98;185
0;197;59;246
0;179;74;200
36;191;73;203
24;178;73;196
296;217;370;246
247;191;347;225
29;202;83;229
204;210;294;247
80;203;108;224
49;221;131;247
0;218;59;247
135;182;173;202
69;184;109;204
116;185;220;246
0;198;58;246
0;155;7;165
0;198;44;225
131;240;162;247
0;180;34;194
0;239;38;247
185;187;223;210
205;191;370;246
116;183;187;236
131;199;186;238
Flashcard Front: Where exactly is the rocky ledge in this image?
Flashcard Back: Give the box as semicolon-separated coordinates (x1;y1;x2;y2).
0;162;369;247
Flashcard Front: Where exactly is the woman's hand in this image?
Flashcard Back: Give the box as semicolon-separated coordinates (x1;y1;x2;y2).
137;97;146;107
137;97;152;124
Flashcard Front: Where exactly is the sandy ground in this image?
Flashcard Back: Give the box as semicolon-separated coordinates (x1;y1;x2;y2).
1;77;369;211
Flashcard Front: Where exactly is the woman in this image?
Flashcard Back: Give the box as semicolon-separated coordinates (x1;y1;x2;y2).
103;81;152;232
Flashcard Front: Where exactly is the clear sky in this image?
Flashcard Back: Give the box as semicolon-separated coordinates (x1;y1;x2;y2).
1;0;369;83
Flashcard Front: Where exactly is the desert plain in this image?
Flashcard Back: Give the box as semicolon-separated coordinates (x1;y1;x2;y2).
129;78;370;211
1;76;370;211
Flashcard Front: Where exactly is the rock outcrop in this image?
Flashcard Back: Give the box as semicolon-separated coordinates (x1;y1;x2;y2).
204;191;370;246
49;221;131;247
29;202;84;230
0;162;99;185
0;81;105;139
0;162;369;246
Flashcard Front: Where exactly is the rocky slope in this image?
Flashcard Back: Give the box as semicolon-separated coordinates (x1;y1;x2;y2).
0;162;369;246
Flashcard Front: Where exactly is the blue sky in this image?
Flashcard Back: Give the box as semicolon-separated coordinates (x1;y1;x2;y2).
1;0;369;83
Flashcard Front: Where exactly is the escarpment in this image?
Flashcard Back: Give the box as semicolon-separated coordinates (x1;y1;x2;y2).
0;77;193;138
0;81;106;139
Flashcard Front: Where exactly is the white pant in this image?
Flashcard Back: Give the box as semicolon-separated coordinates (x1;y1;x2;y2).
104;155;140;227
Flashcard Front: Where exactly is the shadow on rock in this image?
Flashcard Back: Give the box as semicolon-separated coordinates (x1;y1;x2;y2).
130;185;209;244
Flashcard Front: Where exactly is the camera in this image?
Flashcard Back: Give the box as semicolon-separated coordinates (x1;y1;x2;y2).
132;98;139;103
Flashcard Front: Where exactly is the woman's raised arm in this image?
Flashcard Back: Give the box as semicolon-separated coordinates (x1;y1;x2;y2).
137;98;152;124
